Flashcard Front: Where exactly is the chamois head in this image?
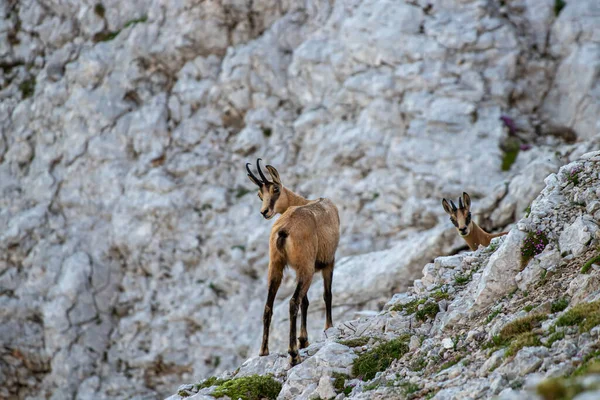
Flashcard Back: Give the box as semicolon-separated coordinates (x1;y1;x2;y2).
246;158;284;220
442;192;472;237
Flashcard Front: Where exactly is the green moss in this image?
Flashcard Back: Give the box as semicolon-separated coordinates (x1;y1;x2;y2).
415;302;439;322
524;205;532;218
352;337;410;380
195;376;229;391
521;230;549;265
390;298;425;314
546;331;565;347
506;332;541;357
537;378;572;400
178;390;191;398
556;300;600;332
211;375;281;400
19;76;36;99
551;298;569;313
581;252;600;274
339;337;372;348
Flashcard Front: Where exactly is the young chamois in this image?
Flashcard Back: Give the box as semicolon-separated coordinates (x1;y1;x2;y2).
442;192;508;251
246;159;340;365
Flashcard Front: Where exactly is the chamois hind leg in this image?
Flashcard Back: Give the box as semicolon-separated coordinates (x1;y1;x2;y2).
260;258;284;357
288;274;313;366
299;294;310;349
322;262;334;330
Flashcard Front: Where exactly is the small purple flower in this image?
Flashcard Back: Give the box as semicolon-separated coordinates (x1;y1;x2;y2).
520;144;532;151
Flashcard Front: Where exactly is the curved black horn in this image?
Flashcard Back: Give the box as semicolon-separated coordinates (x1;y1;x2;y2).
450;200;458;212
246;163;262;186
458;197;464;209
257;158;269;183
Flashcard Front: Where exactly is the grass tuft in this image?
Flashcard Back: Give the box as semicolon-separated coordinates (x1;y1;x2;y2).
352;336;410;380
19;77;36;99
339;337;372;348
551;298;569;313
390;298;425;314
556;300;600;332
581;252;600;274
505;332;541;357
415;302;439;322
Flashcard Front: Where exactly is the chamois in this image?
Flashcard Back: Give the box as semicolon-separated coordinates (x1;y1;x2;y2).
246;159;340;366
442;192;508;251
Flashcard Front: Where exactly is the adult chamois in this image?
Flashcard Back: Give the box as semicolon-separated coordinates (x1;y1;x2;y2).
442;192;508;251
246;159;340;365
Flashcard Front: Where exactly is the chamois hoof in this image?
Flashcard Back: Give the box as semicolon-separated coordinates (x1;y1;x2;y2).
298;337;310;349
259;349;269;357
289;351;302;366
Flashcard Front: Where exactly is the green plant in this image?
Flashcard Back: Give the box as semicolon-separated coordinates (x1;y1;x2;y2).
339;337;372;348
390;298;425;314
410;357;427;372
581;252;600;274
454;273;471;285
94;3;106;17
501;138;520;171
19;77;36;99
499;314;547;341
400;382;420;395
195;376;229;391
524;205;532;218
124;15;148;28
553;0;566;16
178;390;191;398
352;337;410;380
415;302;439;322
236;186;251;198
486;308;502;323
546;331;565;347
551;298;569;313
524;305;535;312
521;230;549;265
439;356;463;371
211;375;281;400
506;332;541;357
231;245;246;251
332;372;349;394
432;288;450;301
572;350;600;376
261;127;272;137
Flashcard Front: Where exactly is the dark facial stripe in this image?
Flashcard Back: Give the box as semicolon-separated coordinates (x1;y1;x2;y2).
269;188;281;209
466;212;472;226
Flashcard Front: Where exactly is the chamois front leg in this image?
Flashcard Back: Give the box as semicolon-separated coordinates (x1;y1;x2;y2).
299;294;310;349
260;265;283;357
322;262;334;330
289;277;312;366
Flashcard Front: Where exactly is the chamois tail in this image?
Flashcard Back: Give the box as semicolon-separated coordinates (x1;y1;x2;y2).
276;230;288;252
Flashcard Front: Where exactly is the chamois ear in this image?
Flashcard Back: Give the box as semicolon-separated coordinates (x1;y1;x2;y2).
265;165;282;186
442;199;454;215
462;192;471;211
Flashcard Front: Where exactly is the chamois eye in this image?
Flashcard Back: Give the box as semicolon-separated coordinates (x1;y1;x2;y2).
273;187;279;193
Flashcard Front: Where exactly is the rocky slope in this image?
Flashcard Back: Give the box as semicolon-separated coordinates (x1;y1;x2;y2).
0;0;599;399
168;152;600;399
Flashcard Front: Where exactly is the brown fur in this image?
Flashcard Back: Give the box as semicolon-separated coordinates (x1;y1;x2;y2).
246;159;340;365
442;192;508;251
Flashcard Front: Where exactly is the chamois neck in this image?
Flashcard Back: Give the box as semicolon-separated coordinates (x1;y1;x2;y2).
284;187;310;208
463;222;486;251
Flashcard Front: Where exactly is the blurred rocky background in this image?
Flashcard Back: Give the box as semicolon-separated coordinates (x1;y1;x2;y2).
0;0;598;398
